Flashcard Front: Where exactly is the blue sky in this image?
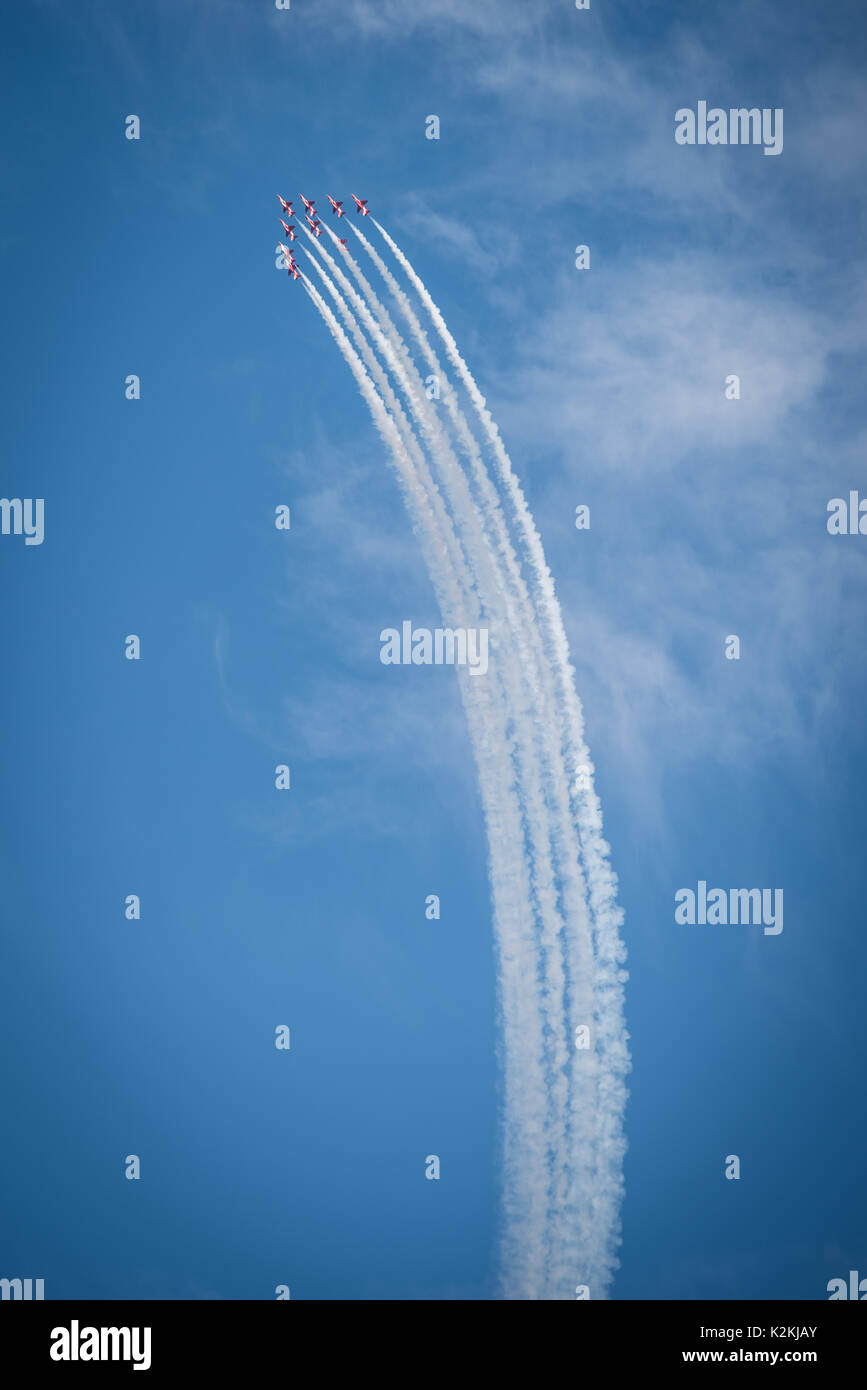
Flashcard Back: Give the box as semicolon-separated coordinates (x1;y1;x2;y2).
1;0;865;1299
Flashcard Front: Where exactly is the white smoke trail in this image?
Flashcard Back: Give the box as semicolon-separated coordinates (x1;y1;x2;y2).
303;225;594;1287
299;269;557;1293
292;220;629;1296
298;244;476;612
344;218;613;1277
371;217;630;1290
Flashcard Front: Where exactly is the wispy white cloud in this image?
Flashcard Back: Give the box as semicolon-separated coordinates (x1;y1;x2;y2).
395;197;516;275
321;0;541;40
498;256;833;469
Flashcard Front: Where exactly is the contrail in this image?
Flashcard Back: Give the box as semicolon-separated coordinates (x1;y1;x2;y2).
370;217;630;1288
307;225;622;1289
288;219;629;1297
299;267;556;1291
305;225;591;1284
343;218;614;1269
297;242;476;608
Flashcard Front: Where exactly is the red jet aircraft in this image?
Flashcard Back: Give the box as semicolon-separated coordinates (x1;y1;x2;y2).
277;195;294;216
327;196;346;217
299;194;316;216
279;218;298;241
351;194;369;216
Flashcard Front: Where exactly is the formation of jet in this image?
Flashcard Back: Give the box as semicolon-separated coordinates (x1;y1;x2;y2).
278;192;371;223
275;193;373;282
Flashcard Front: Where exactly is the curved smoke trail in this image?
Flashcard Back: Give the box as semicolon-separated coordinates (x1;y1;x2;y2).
289;221;629;1298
